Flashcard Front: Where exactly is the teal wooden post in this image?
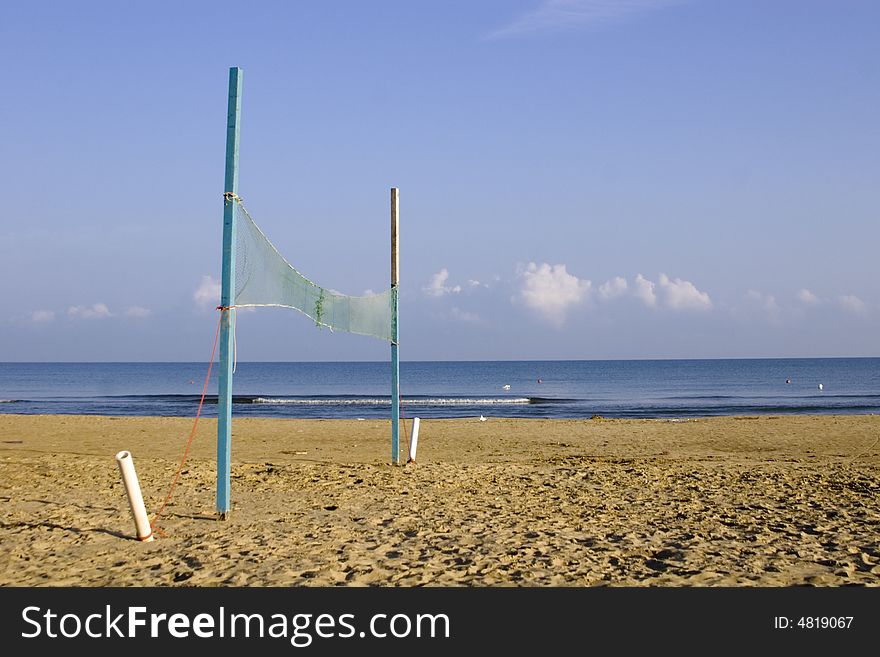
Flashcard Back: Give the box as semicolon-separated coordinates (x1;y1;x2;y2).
217;67;242;517
390;188;400;464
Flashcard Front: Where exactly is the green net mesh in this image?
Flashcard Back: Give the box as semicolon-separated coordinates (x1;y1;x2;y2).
232;199;394;342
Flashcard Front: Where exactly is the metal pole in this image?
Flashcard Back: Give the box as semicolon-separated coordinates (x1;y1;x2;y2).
217;67;242;517
390;187;400;464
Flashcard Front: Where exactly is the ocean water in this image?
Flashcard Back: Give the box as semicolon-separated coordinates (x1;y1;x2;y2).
1;359;879;420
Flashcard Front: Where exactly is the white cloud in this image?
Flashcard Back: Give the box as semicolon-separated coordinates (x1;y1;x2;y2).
194;275;221;308
516;262;591;326
598;276;628;300
468;279;487;288
633;274;657;308
746;289;779;313
68;303;113;319
658;274;712;310
31;310;55;323
487;0;682;39
124;306;151;318
742;289;782;325
450;307;483;324
363;289;375;296
423;268;462;297
797;288;822;305
839;295;866;314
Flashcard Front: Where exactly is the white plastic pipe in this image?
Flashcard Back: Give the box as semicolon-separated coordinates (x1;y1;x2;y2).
115;450;154;542
408;417;420;463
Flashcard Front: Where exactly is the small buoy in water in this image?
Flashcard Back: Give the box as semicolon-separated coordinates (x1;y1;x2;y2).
785;378;791;384
537;378;542;384
818;383;824;391
502;384;511;390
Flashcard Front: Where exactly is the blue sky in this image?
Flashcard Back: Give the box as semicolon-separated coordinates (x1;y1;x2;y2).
2;0;878;361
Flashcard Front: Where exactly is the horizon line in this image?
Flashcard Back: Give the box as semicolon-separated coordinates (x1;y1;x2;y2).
2;356;878;365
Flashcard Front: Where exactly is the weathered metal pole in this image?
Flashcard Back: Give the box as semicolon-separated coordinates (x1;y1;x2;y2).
390;187;400;465
217;66;242;517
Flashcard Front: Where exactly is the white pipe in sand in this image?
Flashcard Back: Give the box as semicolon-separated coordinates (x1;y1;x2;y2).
407;417;420;463
115;450;154;542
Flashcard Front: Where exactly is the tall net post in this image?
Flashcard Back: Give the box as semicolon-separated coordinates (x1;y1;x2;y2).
391;187;400;464
217;66;242;517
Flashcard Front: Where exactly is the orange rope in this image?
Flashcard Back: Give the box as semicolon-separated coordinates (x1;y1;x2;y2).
150;311;223;536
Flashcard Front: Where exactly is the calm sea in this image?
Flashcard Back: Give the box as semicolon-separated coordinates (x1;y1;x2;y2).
1;359;878;420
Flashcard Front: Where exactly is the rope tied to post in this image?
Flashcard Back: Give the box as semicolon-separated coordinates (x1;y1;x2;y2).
149;313;223;537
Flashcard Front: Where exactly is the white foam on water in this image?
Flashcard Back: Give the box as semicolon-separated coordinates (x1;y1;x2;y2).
252;397;531;406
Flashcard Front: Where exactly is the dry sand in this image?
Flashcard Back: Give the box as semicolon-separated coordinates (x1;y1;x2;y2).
1;414;878;586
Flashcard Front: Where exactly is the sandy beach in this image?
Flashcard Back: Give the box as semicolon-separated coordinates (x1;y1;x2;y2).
1;413;878;586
